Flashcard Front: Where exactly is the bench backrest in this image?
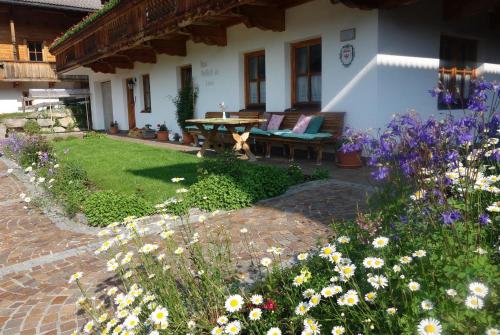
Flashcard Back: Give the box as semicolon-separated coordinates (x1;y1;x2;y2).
203;111;345;137
267;111;345;137
205;111;261;119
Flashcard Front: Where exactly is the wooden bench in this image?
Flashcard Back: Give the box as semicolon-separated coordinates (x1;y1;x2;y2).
186;111;344;164
253;112;345;164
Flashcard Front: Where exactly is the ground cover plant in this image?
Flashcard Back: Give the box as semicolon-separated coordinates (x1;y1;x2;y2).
67;80;498;335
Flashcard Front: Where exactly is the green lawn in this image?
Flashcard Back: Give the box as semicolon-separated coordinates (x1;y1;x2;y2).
53;136;200;204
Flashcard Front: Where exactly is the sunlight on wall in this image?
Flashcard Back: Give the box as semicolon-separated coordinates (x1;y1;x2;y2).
478;63;500;75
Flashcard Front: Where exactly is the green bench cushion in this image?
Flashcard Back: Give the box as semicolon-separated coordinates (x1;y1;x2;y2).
185;125;214;131
273;131;333;140
250;127;272;136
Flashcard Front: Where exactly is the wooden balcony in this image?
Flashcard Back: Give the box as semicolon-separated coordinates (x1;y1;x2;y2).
50;0;311;73
0;61;58;82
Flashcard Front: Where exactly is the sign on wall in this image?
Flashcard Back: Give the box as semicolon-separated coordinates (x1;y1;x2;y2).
339;44;355;67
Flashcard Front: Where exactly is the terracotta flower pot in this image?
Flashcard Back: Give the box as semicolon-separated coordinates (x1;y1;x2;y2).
109;126;119;135
157;130;169;142
182;132;193;145
336;150;363;169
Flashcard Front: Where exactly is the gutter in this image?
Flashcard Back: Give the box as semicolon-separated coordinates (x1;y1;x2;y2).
0;0;100;12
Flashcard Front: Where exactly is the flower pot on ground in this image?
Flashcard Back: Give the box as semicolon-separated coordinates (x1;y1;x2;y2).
336;150;363;168
142;124;156;139
109;121;119;135
182;131;193;145
156;122;169;141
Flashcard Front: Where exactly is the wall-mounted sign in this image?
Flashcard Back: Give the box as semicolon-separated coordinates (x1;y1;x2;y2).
339;44;355;67
340;28;356;42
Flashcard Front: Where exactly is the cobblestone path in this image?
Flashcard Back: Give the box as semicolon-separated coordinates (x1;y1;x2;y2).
0;159;369;334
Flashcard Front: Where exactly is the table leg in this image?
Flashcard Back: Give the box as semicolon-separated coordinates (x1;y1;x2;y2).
196;125;219;158
228;125;256;161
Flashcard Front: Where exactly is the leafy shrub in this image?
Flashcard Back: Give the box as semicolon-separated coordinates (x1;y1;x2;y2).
187;175;252;212
238;164;291;202
287;162;305;185
198;151;243;179
83;191;155;227
23;120;41;135
311;167;330;180
50;162;90;216
18;137;53;167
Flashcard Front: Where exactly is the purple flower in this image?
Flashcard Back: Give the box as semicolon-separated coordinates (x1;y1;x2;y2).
441;210;461;225
478;214;491;226
371;166;390;181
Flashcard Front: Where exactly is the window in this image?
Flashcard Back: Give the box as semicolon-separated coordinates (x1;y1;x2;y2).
438;35;477;109
245;50;266;108
180;65;192;90
28;41;43;62
291;38;321;109
142;74;151;113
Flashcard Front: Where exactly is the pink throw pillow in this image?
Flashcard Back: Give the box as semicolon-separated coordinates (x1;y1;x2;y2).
267;114;284;131
292;114;312;133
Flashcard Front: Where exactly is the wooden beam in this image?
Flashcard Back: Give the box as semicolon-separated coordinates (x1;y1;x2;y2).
147;36;187;56
336;0;418;9
235;5;286;31
118;47;157;64
101;55;134;69
183;25;227;46
86;61;116;74
9;8;18;61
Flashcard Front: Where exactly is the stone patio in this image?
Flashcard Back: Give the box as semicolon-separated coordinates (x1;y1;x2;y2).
0;155;370;334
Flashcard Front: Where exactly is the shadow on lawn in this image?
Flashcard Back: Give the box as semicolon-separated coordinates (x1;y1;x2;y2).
125;162;200;186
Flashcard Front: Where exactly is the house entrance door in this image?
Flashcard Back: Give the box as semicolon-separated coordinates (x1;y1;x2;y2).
101;81;113;130
126;78;136;129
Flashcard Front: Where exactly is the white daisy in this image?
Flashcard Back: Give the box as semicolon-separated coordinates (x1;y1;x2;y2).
225;321;242;335
123;315;139;330
248;308;262;321
260;257;272;267
364;291;377;302
446;289;457;297
319;244;336;259
408;281;421;292
297;252;309;261
386;307;397;315
421;299;434;310
250;294;263;305
68;272;83;284
150;307;169;324
217;316;228;325
469;282;489;298
465;295;484;310
139;243;159;254
486;328;499;335
211;326;224;335
331;326;345;335
225;294;244;313
413;249;427;258
309;293;321;307
266;327;282;335
417;318;442;335
295;302;309;316
372;236;389;249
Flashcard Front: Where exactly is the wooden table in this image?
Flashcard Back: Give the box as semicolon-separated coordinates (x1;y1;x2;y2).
186;118;266;161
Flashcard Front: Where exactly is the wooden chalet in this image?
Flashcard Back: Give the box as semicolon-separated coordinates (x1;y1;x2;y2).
0;0;101;113
47;0;499;160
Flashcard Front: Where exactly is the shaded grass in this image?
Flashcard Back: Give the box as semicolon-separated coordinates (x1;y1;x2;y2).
53;136;200;204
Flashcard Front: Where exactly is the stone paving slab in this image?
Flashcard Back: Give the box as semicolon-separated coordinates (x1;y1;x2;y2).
0;157;369;334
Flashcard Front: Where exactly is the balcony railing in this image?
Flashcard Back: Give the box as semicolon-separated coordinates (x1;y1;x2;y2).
0;61;58;82
54;0;218;72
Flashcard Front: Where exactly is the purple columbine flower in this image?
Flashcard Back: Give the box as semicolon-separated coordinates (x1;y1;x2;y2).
441;210;461;225
371;166;390;181
478;214;491;226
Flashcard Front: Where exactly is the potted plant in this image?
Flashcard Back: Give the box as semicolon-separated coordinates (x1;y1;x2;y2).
109;121;119;134
142;124;156;139
172;84;198;145
156;122;169;141
336;128;371;168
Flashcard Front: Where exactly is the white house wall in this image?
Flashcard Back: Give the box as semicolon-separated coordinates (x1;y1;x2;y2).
80;0;500;134
83;0;380;133
377;0;500;127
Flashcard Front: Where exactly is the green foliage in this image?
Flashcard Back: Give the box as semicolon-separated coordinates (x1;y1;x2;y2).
287;162;305;185
238;164;290;202
50;162;90;216
311;167;330;180
197;152;294;206
23;120;41;135
187;175;252;212
172;84;198;130
83;191;155;227
51;0;120;49
67;104;89;129
19;137;53;167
